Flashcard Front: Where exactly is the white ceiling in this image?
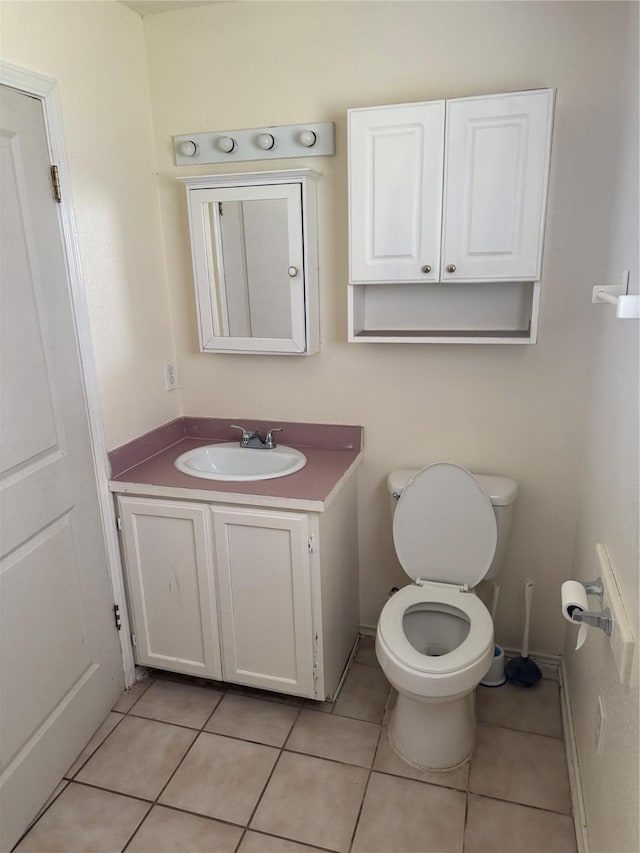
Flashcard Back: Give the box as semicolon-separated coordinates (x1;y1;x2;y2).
120;1;218;17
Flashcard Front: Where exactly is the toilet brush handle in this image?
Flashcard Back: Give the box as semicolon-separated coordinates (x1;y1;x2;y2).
522;579;534;659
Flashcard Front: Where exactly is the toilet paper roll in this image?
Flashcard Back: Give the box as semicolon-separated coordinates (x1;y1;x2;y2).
561;580;590;650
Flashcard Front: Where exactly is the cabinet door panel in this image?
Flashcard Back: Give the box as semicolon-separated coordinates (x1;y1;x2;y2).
349;102;445;282
118;498;221;679
442;90;554;281
213;508;314;697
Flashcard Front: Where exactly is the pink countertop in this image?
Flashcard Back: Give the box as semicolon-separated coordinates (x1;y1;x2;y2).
108;418;363;511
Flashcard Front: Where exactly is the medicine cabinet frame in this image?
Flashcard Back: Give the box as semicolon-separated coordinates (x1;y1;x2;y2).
179;169;321;355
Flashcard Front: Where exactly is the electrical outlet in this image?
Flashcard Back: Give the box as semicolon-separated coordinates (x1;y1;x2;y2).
595;695;606;755
164;361;178;392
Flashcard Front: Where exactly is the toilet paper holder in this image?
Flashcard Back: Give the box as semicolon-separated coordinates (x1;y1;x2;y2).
569;577;613;636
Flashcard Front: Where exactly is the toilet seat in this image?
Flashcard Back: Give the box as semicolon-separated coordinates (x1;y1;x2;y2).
378;584;493;676
393;463;497;588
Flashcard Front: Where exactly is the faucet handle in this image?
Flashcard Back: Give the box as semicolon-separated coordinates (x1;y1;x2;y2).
230;424;255;447
264;427;283;449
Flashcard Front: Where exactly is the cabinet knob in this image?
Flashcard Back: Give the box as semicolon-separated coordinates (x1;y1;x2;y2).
446;264;457;273
421;265;432;274
287;266;298;277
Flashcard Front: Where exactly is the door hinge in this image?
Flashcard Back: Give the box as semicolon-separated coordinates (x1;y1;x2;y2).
218;201;223;216
307;535;314;553
131;632;137;647
116;516;122;531
113;604;122;631
50;165;62;203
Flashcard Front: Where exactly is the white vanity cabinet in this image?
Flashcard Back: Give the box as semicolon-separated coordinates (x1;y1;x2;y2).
348;89;555;343
115;476;358;700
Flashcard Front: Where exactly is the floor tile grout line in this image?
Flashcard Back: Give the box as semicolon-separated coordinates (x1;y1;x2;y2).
235;704;305;851
64;711;127;781
476;718;565;741
118;801;154;853
119;687;231;853
466;789;575;818
462;791;470;853
346;725;383;853
10;780;72;851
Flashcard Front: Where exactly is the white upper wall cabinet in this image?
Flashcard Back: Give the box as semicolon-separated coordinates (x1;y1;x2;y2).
349;101;445;283
347;89;555;343
442;91;554;282
180;170;320;355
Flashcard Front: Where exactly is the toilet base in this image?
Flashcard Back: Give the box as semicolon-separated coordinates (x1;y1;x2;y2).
388;690;475;770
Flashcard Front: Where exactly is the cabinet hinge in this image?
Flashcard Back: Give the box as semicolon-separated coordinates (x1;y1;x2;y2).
116;516;122;531
113;604;122;631
307;535;314;553
50;165;62;203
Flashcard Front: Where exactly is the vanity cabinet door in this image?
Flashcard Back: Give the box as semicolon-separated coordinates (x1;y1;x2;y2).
117;497;222;680
441;90;554;282
212;507;315;698
349;101;445;283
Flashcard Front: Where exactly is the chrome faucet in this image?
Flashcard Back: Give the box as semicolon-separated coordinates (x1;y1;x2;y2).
230;425;283;449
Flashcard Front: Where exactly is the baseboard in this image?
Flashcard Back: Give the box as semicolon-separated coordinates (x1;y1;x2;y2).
560;656;590;853
359;623;377;638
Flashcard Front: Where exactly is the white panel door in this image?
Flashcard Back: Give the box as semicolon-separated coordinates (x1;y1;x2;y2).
442;89;554;281
213;507;314;697
0;86;123;851
349;101;445;283
118;497;222;679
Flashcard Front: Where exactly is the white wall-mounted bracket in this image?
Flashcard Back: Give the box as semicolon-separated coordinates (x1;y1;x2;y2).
174;122;334;166
596;543;636;687
592;270;640;318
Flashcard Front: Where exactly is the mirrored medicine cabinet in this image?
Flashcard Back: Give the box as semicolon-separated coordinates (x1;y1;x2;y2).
179;170;320;355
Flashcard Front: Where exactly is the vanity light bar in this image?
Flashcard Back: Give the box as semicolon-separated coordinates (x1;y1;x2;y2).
174;122;335;165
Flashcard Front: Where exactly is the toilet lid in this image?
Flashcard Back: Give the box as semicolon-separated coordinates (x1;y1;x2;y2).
393;463;497;588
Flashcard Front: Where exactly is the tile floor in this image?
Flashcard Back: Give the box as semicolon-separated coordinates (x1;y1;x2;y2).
15;639;577;853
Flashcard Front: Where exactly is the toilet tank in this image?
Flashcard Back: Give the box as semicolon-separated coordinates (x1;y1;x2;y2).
387;468;518;581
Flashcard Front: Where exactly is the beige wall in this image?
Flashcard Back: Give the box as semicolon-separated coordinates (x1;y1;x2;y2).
143;1;630;652
0;0;180;448
566;4;639;851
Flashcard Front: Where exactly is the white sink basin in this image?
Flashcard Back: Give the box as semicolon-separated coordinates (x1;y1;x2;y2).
174;442;307;482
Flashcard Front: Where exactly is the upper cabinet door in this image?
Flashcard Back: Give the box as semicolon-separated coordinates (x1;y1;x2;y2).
441;90;554;282
349;101;445;283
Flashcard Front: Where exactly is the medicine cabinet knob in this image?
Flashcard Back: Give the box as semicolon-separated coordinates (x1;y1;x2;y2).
446;264;457;273
421;265;432;273
287;266;298;277
179;140;198;157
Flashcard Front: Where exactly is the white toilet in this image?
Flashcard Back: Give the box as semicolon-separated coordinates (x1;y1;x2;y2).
375;462;518;770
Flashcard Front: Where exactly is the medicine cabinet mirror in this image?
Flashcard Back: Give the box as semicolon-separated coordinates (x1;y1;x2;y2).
180;170;320;355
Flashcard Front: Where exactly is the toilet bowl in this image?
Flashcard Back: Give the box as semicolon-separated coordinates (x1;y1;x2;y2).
375;462;517;769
